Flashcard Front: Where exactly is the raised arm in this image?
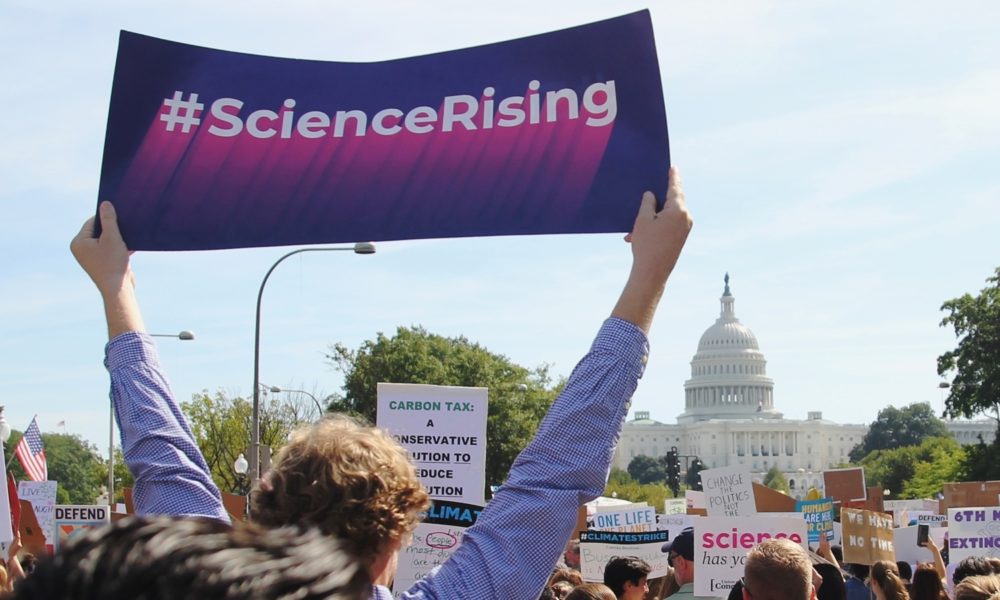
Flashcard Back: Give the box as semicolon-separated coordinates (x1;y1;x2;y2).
402;167;691;599
72;202;228;522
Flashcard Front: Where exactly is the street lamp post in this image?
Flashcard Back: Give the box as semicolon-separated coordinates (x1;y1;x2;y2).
266;385;325;418
251;243;375;492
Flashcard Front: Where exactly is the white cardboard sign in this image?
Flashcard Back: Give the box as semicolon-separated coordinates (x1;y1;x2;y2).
579;530;671;582
699;465;756;517
377;383;488;506
694;516;807;596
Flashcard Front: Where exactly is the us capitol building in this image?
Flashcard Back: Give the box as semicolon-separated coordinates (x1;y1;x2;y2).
612;275;994;499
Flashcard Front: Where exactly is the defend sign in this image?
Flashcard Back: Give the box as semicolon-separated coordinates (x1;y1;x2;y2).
54;505;110;550
695;516;807;596
377;383;488;506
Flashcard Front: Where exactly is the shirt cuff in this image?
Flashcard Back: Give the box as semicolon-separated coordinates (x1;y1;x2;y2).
594;317;650;380
105;332;159;371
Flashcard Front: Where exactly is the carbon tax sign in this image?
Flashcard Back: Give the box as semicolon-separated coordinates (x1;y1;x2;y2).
377;383;488;505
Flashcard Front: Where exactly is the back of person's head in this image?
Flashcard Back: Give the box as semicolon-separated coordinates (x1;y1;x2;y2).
11;516;369;600
831;545;844;565
727;578;745;600
955;557;1000;585
911;563;948;600
567;583;618;600
550;567;584;587
870;560;908;600
551;581;574;599
845;563;870;581
954;575;1000;600
743;539;813;600
815;562;847;600
252;413;430;566
603;556;651;598
538;586;557;600
19;554;37;575
896;561;913;582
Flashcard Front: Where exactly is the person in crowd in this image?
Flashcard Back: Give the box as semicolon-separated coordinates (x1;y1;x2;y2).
954;557;1000;586
843;563;872;600
954;574;1000;600
815;562;847;600
551;580;575;599
910;563;948;600
604;556;652;600
10;517;368;600
869;561;909;600
742;538;816;600
551;567;585;588
896;562;913;590
567;583;619;600
73;168;692;600
564;539;583;570
662;527;718;600
647;570;680;600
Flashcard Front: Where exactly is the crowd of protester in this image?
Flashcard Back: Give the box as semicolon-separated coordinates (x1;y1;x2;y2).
2;166;999;600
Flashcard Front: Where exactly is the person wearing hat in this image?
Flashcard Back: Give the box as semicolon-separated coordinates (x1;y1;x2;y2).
662;527;719;600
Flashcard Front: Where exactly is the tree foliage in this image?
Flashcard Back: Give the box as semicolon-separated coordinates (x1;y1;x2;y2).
938;267;1000;422
859;436;964;499
327;326;560;489
605;468;674;508
8;431;103;504
848;402;951;463
627;455;666;485
180;390;314;494
763;465;790;493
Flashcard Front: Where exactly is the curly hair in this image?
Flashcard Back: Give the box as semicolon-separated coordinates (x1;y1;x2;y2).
955;575;1000;600
251;414;430;565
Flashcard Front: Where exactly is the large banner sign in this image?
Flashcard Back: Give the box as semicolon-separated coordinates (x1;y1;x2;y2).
694;516;807;596
377;383;488;506
948;507;1000;563
394;499;481;598
98;11;668;250
579;530;671;582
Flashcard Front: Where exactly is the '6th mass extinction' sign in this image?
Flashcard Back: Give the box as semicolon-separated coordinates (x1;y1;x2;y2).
377;383;488;506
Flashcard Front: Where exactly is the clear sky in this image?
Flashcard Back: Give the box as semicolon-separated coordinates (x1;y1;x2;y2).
2;1;998;454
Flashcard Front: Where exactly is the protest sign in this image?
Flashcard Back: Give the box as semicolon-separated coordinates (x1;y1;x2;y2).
699;465;756;517
588;504;656;533
694;516;807;596
841;508;895;565
579;530;670;582
824;468;867;503
665;497;687;515
393;499;481;597
658;513;696;533
378;383;487;505
916;513;948;527
54;504;110;550
947;507;1000;563
944;482;1000;510
796;498;835;542
753;482;797;513
893;525;948;566
98;12;668;251
17;501;48;556
686;490;705;510
18;481;57;548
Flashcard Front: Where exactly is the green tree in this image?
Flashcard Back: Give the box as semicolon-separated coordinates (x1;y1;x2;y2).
960;435;1000;482
96;447;135;504
859;436;964;499
938;267;1000;424
763;465;790;493
604;469;673;507
180;390;314;494
627;455;666;485
328;326;559;491
8;431;103;504
848;402;951;462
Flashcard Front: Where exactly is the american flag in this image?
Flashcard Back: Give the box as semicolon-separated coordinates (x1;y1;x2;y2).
15;418;47;482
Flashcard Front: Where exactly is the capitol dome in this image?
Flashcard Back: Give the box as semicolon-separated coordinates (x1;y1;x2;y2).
677;274;781;424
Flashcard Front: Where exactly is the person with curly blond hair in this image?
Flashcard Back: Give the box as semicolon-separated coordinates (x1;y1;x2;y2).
76;167;692;599
954;574;1000;600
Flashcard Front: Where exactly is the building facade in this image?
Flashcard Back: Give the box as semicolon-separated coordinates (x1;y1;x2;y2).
613;275;995;499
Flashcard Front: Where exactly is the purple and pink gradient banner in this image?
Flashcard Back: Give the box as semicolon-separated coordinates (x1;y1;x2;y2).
97;11;669;251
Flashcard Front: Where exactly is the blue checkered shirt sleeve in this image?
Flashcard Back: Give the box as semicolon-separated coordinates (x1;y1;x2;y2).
105;332;230;523
399;317;648;600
